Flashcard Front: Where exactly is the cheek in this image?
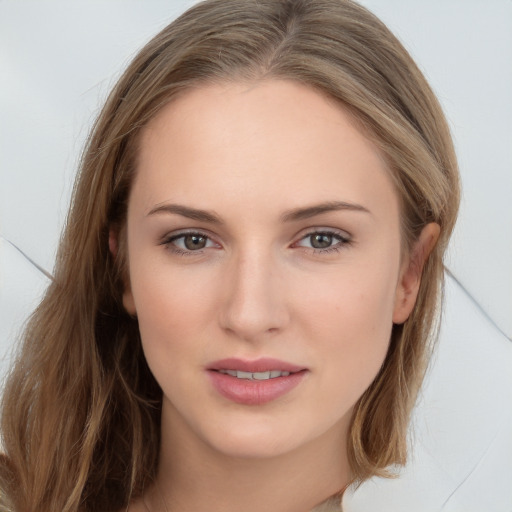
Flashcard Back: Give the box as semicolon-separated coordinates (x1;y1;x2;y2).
128;261;217;367
130;250;216;320
293;261;398;389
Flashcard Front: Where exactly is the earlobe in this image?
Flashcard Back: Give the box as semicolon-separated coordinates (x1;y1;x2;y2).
122;289;137;316
109;227;137;316
392;223;440;324
108;229;118;258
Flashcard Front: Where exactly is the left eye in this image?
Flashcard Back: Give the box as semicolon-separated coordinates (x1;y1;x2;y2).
295;232;348;250
167;233;216;251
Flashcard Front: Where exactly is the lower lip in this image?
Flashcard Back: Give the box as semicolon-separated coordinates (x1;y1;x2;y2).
207;370;307;405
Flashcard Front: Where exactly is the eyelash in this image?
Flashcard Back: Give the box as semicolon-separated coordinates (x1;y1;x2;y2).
161;229;351;256
161;231;217;257
296;230;351;254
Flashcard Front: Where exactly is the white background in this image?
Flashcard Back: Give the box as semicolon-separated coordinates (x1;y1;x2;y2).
1;2;511;510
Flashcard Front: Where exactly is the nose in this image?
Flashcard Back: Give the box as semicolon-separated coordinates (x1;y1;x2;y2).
219;249;289;342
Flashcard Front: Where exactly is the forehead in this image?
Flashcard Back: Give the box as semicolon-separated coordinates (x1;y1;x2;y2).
132;80;399;225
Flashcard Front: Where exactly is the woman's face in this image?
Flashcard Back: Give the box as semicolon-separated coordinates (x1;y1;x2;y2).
123;80;418;460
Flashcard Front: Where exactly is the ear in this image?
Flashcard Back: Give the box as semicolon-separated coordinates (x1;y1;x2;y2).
392;223;440;324
122;286;137;316
109;228;137;316
108;228;119;258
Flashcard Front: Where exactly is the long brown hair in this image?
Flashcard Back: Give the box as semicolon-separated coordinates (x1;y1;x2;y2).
0;1;459;510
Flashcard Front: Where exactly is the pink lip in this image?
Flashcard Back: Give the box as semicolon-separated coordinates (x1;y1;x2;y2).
206;358;308;406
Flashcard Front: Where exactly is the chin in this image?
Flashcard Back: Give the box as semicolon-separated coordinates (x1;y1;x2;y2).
192;406;347;462
177;403;311;460
204;426;305;460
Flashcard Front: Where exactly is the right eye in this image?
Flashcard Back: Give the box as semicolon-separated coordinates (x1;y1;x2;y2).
163;232;219;255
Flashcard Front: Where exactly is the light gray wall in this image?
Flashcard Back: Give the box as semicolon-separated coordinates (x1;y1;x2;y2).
1;2;511;509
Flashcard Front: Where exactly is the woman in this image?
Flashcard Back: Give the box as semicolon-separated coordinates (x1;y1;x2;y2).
0;0;459;510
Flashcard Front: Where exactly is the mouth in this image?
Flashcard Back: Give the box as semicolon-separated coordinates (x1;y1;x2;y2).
215;369;294;380
206;358;308;405
207;357;306;374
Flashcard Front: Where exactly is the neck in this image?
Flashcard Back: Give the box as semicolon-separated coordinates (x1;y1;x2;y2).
150;403;351;512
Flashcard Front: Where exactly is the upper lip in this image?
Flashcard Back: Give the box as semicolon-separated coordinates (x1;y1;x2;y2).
207;357;306;373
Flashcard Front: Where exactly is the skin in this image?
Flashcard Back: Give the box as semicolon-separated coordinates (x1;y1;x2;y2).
120;80;439;512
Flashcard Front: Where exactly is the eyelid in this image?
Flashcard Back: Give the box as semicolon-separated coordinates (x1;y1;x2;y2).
160;227;218;242
293;227;352;242
160;229;222;252
292;227;352;251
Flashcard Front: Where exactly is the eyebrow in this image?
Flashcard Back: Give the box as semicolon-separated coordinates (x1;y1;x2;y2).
280;201;371;222
146;200;371;224
147;203;224;224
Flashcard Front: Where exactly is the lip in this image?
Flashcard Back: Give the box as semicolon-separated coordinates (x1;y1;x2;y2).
207;357;305;373
206;358;308;405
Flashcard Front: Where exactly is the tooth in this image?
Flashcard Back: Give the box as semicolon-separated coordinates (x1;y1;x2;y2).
226;370;237;377
236;370;253;380
269;370;281;378
281;371;290;377
253;371;270;380
218;369;227;374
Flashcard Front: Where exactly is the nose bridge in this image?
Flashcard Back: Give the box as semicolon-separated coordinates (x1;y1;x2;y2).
220;244;287;340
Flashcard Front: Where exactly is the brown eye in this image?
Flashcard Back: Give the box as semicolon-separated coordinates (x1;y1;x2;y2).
165;232;216;253
294;230;350;252
183;234;207;250
310;233;333;249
